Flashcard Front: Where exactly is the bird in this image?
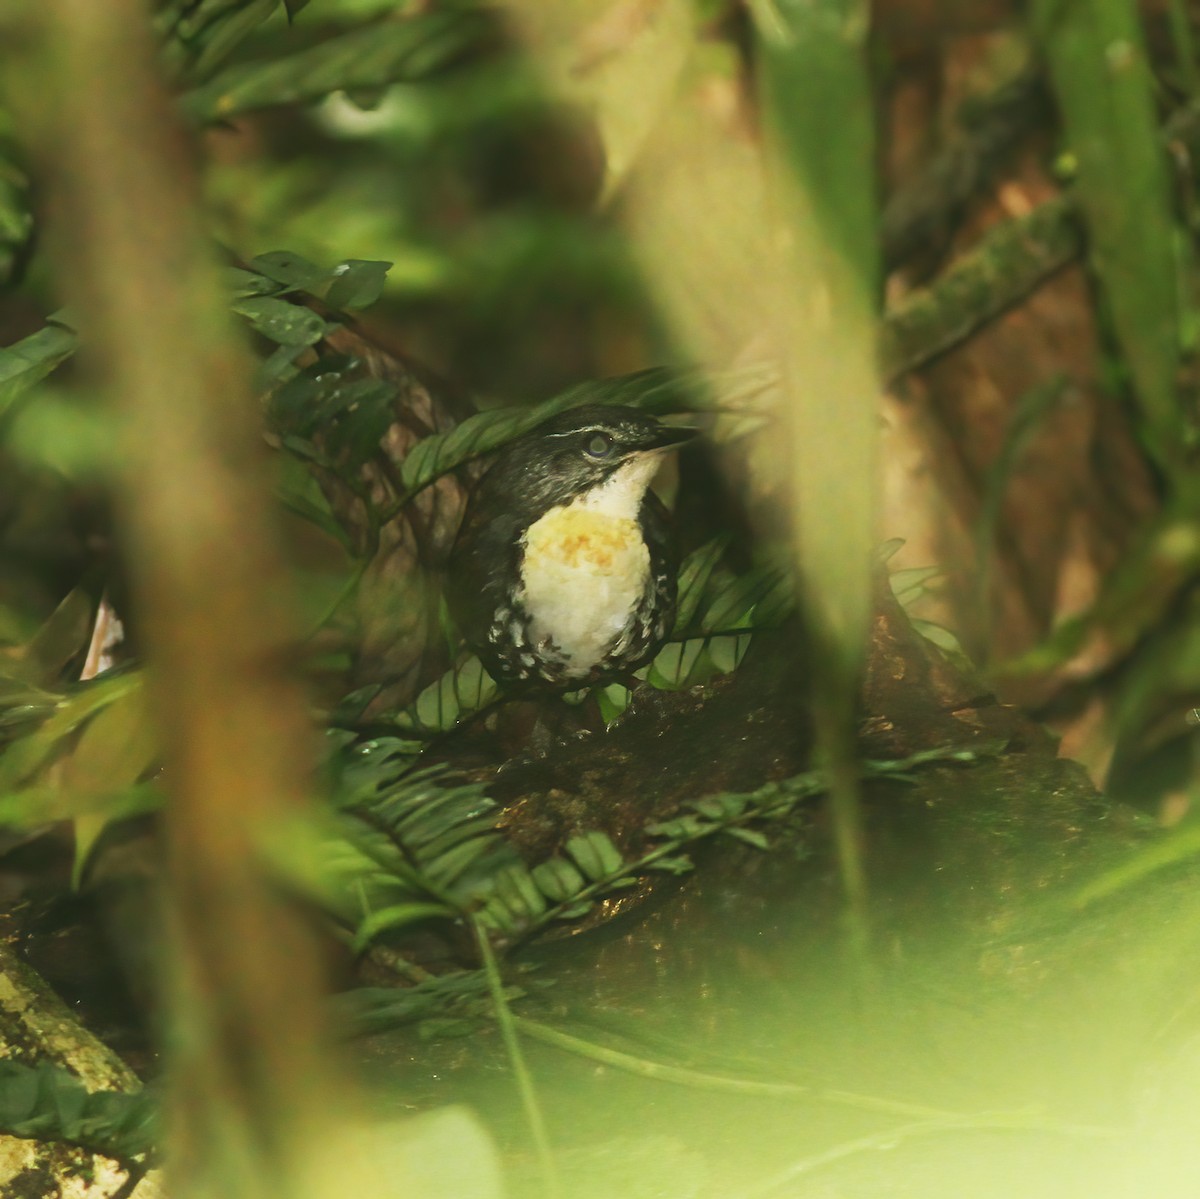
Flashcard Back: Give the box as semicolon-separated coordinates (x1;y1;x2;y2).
448;404;693;689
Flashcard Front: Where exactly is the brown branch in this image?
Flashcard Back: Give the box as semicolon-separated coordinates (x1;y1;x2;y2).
880;195;1083;383
882;66;1050;271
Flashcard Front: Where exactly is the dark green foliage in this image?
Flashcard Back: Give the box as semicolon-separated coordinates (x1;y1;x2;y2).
331;972;504;1039
157;0;298;81
0;1061;157;1161
181;8;494;123
0;133;32;288
396;367;702;500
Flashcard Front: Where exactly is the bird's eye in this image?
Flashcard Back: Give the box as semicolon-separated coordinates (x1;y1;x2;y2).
584;432;614;459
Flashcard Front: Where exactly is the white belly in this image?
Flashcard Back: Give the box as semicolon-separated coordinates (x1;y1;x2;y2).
519;505;649;677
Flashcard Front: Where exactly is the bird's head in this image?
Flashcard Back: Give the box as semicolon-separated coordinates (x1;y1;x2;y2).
482;404;694;519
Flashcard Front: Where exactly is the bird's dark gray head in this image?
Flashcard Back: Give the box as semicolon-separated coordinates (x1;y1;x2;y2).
478;404;693;518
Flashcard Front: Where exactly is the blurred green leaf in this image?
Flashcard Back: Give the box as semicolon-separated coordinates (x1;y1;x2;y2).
0;324;78;420
0;139;32;287
159;0;287;81
352;901;456;951
0;1060;157;1160
180;9;494;122
0;672;140;792
398;367;696;499
1031;0;1187;473
530;857;586;903
19;587;94;686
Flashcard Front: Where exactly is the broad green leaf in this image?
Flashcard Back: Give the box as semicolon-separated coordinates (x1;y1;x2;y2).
646;638;708;690
232;295;327;346
61;685;159;884
0;781;161;828
325;259;392;310
706;632;751;675
249;249;326;290
397;655;499;734
595;683;630;724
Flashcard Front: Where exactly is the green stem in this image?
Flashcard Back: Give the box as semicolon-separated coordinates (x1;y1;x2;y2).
737;1110;1120;1198
472;917;560;1199
513;1016;960;1120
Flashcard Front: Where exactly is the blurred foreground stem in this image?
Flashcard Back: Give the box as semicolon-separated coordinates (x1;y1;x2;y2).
17;2;337;1195
753;0;879;937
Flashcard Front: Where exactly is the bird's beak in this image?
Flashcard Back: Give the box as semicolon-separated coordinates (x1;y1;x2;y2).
644;423;697;453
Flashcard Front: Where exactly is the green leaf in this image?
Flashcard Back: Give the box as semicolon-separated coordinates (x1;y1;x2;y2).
232;295;327;346
19;587;95;686
396;655;499;735
673;537;729;632
493;863;548;921
398;367;694;497
0;671;141;792
707;632;751;675
161;0;284;82
595;683;631;724
249;249;327;291
0;1060;157;1160
645;853;694;876
530;857;586;903
325;259;392;310
646;638;708;690
0;324;78;420
723;826;770;850
352;901;454;951
565;832;624;882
